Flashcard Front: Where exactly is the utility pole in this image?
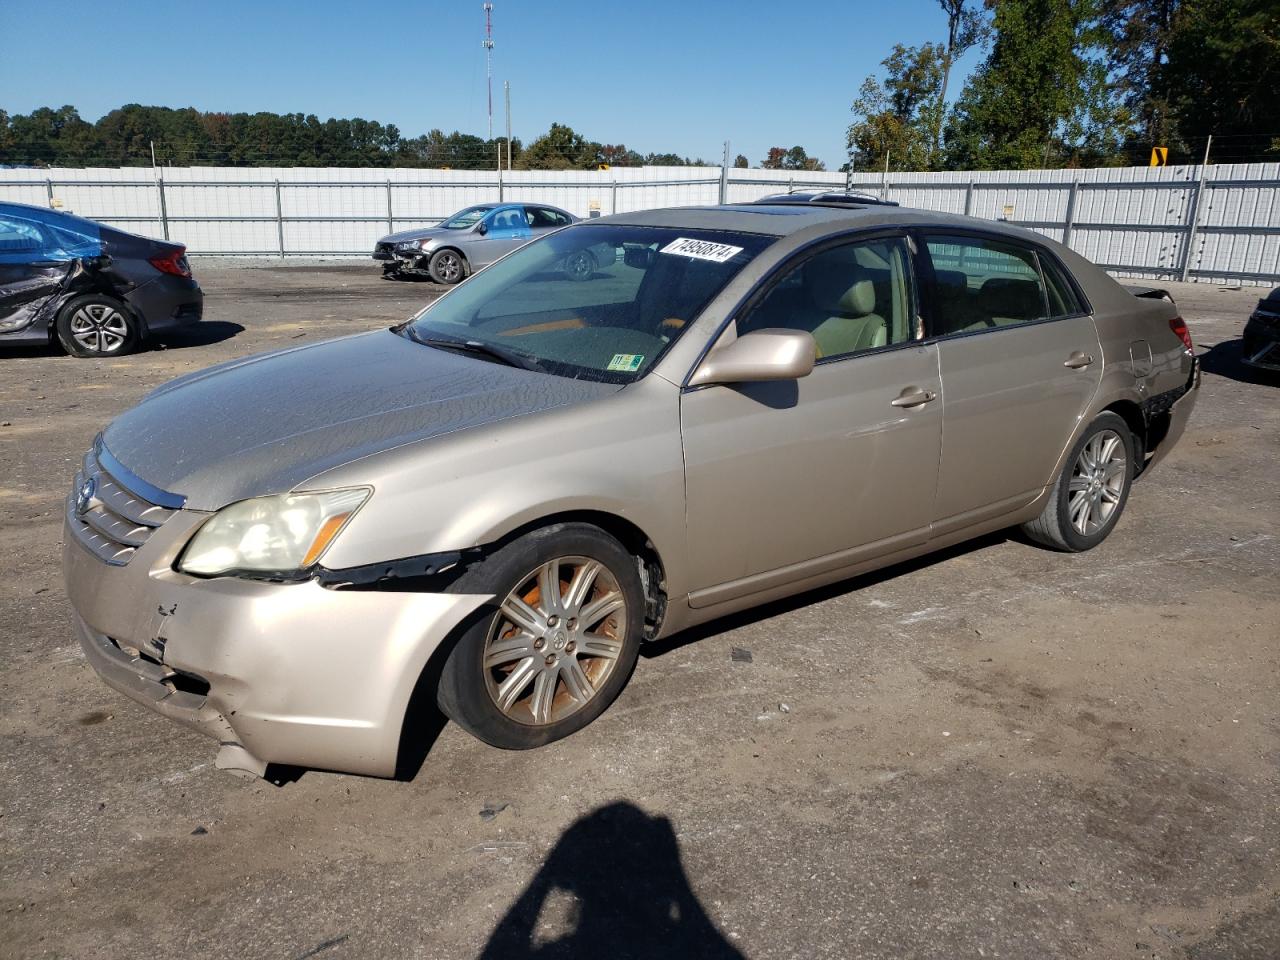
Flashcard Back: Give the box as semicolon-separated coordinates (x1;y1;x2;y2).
505;80;512;171
482;3;495;142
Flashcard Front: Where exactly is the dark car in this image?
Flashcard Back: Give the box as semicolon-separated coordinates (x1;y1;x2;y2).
1243;287;1280;374
0;202;203;357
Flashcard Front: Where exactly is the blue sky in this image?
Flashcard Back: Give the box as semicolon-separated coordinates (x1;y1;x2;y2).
0;0;981;168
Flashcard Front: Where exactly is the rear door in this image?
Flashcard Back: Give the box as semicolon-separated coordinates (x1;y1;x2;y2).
681;233;943;606
919;232;1103;532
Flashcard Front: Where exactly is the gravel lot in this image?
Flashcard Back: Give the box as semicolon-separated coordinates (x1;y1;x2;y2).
1;263;1277;960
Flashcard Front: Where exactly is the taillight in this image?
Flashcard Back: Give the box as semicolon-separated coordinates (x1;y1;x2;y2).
1169;316;1193;354
149;246;191;279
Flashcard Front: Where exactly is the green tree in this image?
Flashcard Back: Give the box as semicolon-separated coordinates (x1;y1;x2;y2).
518;123;600;170
733;154;749;168
1162;0;1280;159
944;0;1126;169
934;0;988;151
848;43;946;171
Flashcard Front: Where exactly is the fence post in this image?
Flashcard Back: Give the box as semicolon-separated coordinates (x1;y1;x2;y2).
718;141;729;205
964;181;975;217
385;180;394;235
498;167;504;203
156;177;170;241
274;180;285;259
44;178;54;207
611;180;618;215
1180;137;1212;283
1062;181;1080;248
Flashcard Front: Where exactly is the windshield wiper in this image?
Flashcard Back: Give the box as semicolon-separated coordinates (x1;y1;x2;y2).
414;334;545;372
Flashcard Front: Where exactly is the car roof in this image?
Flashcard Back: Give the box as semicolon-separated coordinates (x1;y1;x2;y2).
591;200;1047;244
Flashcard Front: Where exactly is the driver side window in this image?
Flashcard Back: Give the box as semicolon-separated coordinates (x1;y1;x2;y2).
739;236;917;360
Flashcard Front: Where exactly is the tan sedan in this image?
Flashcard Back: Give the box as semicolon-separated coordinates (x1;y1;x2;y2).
64;193;1199;777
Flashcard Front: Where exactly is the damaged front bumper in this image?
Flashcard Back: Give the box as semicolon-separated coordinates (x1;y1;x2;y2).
64;503;490;778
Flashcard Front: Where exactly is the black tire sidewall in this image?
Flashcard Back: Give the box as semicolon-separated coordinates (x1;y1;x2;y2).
55;294;139;358
429;249;465;285
1053;412;1135;551
438;523;644;749
565;250;594;281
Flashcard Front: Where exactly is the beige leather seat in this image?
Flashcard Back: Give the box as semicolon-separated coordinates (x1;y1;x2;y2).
803;250;888;358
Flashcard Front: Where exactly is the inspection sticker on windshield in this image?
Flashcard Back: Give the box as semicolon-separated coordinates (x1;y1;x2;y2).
607;353;644;372
660;237;744;263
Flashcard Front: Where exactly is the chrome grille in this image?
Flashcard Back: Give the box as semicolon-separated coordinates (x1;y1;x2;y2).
66;445;179;566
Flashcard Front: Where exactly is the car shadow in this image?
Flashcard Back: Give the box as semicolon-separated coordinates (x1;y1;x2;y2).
1198;338;1278;386
150;320;244;351
479;801;747;960
643;531;1010;660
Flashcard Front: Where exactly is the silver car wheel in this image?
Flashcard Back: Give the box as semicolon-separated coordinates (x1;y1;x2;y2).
483;555;627;727
69;303;129;353
434;251;462;283
1067;428;1126;536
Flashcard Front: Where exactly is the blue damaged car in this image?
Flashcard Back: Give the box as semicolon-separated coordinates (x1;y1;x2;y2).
0;201;203;357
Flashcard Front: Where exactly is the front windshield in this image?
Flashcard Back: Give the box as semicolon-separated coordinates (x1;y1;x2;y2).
403;224;774;383
440;205;494;229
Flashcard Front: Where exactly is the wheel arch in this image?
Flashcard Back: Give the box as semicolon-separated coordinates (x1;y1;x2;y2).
431;244;472;276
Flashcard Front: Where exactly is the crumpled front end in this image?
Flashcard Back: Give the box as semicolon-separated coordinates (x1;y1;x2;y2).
62;442;491;778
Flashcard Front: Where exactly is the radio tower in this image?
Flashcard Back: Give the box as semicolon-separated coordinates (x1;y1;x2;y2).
482;3;495;141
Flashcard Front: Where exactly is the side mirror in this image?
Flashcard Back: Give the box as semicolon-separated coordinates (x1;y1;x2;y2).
688;329;816;387
476;221;488;236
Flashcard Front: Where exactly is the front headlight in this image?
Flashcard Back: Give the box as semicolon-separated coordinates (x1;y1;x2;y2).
177;488;370;577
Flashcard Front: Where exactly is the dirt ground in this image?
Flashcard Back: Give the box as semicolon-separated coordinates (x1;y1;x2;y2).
1;263;1277;960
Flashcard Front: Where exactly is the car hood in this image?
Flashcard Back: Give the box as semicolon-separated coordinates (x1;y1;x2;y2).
379;225;455;244
101;329;621;510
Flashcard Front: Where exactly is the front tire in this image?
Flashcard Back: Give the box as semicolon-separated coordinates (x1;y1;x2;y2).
1022;412;1135;552
55;295;140;358
428;248;466;285
437;523;644;749
563;250;596;282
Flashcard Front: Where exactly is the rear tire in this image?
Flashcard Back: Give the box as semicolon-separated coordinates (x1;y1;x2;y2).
428;249;466;285
437;523;644;749
1022;411;1135;552
563;249;596;282
55;295;140;358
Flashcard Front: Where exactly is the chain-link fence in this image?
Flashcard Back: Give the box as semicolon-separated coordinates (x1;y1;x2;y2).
1;163;1277;284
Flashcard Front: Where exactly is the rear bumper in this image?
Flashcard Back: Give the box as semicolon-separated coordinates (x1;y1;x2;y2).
125;276;203;334
63;510;490;778
1145;357;1200;473
1241;320;1280;371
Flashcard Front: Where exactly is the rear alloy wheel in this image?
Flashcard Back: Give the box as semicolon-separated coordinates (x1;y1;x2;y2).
428;248;465;285
563;250;596;282
1022;411;1135;551
56;295;139;358
437;523;644;749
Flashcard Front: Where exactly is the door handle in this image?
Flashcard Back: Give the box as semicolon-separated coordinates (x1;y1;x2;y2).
1063;351;1095;369
890;386;937;408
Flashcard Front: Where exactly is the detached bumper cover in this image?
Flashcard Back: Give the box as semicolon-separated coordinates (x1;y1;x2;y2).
64;511;490;777
1145;357;1201;473
1242;312;1280;371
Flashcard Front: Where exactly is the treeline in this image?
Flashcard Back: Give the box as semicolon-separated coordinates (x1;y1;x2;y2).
848;0;1280;171
0;108;718;170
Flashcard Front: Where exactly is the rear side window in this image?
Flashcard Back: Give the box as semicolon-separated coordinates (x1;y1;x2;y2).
924;235;1051;335
1039;254;1084;317
527;206;572;228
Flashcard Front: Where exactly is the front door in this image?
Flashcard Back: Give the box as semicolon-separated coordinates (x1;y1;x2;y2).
470;207;532;268
681;234;943;607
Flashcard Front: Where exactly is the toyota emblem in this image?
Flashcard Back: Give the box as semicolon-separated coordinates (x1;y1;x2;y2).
75;477;97;517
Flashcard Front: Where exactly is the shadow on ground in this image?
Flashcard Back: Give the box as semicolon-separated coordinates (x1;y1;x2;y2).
153;320;244;351
479;802;746;960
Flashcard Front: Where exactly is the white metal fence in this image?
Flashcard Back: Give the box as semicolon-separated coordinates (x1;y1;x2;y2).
1;162;1277;285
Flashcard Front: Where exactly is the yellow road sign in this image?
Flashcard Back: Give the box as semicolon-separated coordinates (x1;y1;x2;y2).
1150;147;1168;167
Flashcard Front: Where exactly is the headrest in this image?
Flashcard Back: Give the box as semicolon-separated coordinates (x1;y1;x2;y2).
981;277;1041;318
806;250;875;316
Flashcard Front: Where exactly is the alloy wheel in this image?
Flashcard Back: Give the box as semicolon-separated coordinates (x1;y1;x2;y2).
69;303;129;353
435;252;462;282
483;556;627;726
1068;429;1127;536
